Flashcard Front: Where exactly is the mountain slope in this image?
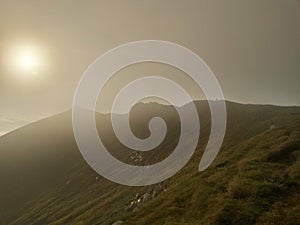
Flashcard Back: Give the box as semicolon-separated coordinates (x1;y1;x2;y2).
0;101;299;225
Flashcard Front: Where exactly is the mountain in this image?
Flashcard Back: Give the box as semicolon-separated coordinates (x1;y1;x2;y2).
0;101;299;225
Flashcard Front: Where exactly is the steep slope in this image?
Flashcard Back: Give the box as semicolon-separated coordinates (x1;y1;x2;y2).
0;101;299;225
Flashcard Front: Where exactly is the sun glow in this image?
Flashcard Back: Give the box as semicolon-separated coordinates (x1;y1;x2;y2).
20;50;39;70
17;47;42;75
7;45;45;79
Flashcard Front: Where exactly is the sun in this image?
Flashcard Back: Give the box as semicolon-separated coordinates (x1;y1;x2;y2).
17;48;41;75
7;45;45;79
20;50;39;70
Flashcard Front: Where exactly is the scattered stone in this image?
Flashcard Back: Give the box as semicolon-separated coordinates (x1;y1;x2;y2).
142;192;150;202
111;220;124;225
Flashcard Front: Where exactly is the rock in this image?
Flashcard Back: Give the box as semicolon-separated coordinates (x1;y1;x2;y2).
142;192;150;202
111;220;124;225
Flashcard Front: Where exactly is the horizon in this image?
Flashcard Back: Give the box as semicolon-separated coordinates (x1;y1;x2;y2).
1;99;299;137
1;1;300;137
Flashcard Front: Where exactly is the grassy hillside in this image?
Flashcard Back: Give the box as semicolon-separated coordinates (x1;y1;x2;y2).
0;101;299;225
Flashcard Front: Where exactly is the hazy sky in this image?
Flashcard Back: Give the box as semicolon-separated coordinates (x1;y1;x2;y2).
0;0;300;135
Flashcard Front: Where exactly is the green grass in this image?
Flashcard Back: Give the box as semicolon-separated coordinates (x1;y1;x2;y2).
1;101;300;225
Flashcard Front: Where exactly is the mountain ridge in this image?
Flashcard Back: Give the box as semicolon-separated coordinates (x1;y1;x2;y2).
2;99;299;139
0;101;300;225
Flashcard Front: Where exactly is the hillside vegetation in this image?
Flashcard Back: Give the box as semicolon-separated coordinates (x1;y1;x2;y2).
0;101;299;225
